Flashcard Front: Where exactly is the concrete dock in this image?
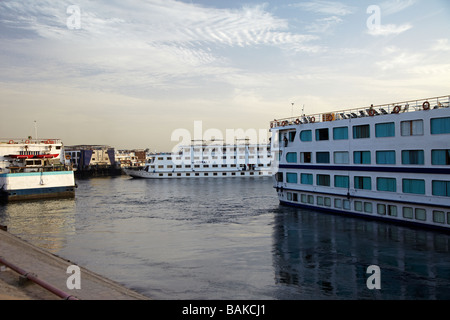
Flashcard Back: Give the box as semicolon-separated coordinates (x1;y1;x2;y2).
0;229;149;300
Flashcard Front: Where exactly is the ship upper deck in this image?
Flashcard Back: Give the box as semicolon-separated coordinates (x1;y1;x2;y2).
270;95;450;129
0;138;63;145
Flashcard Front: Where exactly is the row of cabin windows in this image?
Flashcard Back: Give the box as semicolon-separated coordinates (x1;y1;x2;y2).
185;147;270;153
159;171;267;177
285;149;450;165
285;192;450;225
287;117;450;142
160;155;270;161
282;172;450;196
153;163;270;169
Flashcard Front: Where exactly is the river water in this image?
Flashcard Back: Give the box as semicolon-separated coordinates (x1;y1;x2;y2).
0;176;449;299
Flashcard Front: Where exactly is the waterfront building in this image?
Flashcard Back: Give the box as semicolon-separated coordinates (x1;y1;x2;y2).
115;149;148;168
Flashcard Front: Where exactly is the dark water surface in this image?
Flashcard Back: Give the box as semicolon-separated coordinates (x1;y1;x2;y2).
1;176;449;299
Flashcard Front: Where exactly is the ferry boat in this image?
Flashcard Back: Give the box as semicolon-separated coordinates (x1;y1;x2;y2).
123;140;273;179
0;138;76;201
270;95;450;231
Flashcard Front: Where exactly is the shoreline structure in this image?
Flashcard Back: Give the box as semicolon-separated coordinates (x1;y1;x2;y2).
0;228;149;300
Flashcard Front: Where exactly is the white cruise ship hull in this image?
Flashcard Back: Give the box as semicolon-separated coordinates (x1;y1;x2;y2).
0;171;76;201
271;95;450;232
123;167;272;179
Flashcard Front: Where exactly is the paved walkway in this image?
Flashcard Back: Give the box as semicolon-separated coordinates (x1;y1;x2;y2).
0;229;149;300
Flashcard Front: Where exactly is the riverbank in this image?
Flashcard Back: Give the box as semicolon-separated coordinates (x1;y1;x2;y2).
0;229;149;300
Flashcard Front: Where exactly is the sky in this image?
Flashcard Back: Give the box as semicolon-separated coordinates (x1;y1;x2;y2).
1;0;449;151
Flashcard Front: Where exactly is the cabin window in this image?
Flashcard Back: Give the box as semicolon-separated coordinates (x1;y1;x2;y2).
376;151;396;165
301;173;313;185
317;196;324;206
334;175;349;188
286;152;298;163
432;180;450;197
315;128;329;141
354;176;371;190
402;150;424;165
402;179;425;194
343;200;351;210
377;177;397;192
403;207;413;219
388;205;398;217
431;117;450;134
432;211;445;224
353;124;370;139
377;204;386;215
364;202;373;213
354;151;371;164
401;120;423;136
286;173;298;184
375;122;395;137
334;151;349;164
431;149;450;165
316;152;330;164
333;127;348;140
317;174;331;186
355;201;363;212
300;130;312;142
415;208;427;221
300;152;312;163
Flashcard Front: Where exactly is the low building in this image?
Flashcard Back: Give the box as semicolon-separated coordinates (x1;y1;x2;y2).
65;145;120;176
116;149;148;168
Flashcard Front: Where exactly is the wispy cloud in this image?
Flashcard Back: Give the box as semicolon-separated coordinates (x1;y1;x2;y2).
0;0;319;91
380;0;417;16
432;38;450;51
305;16;344;33
291;1;355;16
290;1;355;34
367;23;413;36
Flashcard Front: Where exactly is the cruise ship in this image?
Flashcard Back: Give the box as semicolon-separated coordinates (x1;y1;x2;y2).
270;95;450;231
123;140;273;179
0;138;76;201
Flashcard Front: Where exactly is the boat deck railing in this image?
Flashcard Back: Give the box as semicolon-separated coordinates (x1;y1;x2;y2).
6;164;73;174
0;138;63;145
270;95;450;129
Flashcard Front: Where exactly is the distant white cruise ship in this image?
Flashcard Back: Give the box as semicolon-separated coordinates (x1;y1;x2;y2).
123;140;273;179
271;95;450;231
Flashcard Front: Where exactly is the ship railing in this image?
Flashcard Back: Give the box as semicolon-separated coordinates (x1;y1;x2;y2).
270;95;450;129
0;138;63;145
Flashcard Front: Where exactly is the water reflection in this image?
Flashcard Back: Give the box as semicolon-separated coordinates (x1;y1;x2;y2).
273;207;450;299
0;198;76;253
